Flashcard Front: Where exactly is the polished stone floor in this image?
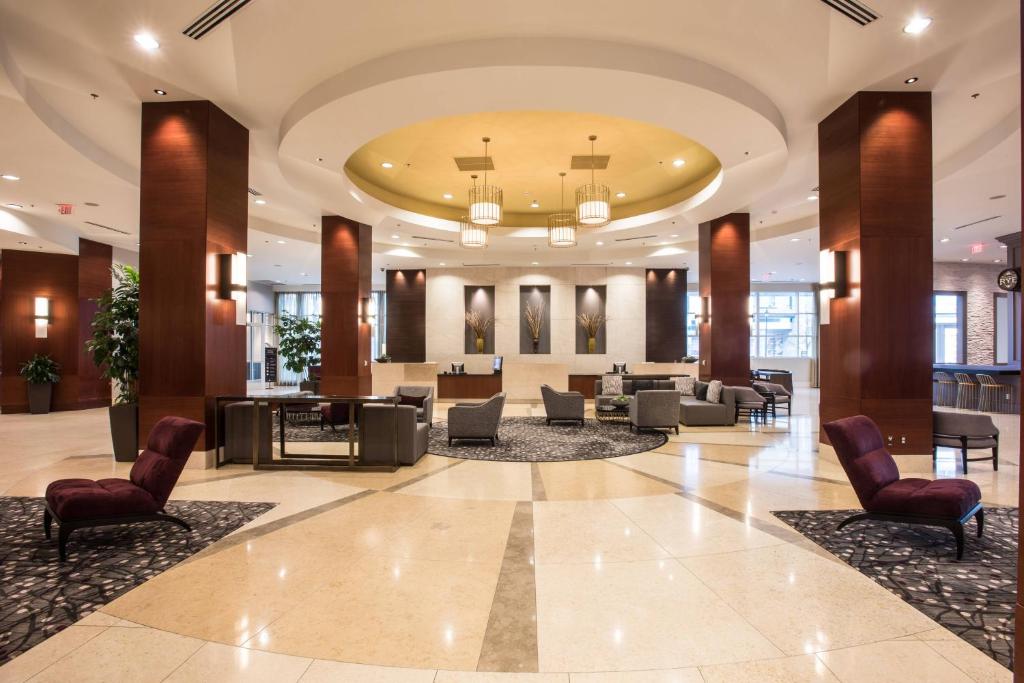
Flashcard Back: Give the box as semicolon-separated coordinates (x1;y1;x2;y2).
0;390;1016;682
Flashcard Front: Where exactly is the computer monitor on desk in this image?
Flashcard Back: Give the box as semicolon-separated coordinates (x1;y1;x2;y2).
612;362;627;374
451;362;465;375
493;356;503;374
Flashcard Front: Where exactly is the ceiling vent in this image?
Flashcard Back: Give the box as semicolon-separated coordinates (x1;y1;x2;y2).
615;234;657;242
570;155;610;170
819;0;880;26
454;156;494;172
571;262;612;266
412;235;456;243
462;262;500;267
953;216;1001;230
183;0;253;40
84;221;131;235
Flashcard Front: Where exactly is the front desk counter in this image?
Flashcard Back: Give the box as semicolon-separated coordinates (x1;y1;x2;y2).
437;373;503;400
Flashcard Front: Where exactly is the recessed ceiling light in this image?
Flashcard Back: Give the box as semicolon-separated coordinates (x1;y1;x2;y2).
391;234;400;239
940;237;950;243
791;237;801;242
616;192;626;198
807;195;818;201
993;259;1001;263
625;261;633;265
903;16;932;34
1;174;20;181
276;240;286;244
380;161;394;169
133;32;160;50
670;234;678;238
254;198;267;205
960;258;969;262
904;77;919;85
316;156;324;162
5;203;23;209
530;200;539;208
531;261;539;265
443;193;453;200
153;89;167;96
439;262;446;266
246;253;253;258
671;159;685;168
596;241;604;246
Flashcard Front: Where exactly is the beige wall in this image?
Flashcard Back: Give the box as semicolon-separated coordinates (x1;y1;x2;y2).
426;267;647;375
933;262;1003;365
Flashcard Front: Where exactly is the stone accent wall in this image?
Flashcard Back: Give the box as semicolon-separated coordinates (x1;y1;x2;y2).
933;262;1003;364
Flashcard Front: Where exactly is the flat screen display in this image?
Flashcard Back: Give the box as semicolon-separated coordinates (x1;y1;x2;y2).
493;356;503;373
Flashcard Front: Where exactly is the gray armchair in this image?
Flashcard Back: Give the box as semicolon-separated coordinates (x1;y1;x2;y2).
753;380;791;415
358;404;428;466
733;385;768;423
629;390;681;434
933;411;999;473
541;384;585;425
447;392;506;446
394;385;434;426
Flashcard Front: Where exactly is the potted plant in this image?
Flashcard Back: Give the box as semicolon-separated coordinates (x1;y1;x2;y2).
274;312;321;386
87;264;140;461
577;312;606;354
524;300;544;353
20;354;60;414
465;309;492;354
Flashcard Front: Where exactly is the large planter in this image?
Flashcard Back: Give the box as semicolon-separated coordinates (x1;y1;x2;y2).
109;403;139;462
27;383;52;414
475;337;485;354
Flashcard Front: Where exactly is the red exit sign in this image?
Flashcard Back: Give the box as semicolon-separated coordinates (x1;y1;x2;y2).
970;243;984;254
57;203;73;215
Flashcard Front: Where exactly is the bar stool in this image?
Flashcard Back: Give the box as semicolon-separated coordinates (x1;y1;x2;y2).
933;371;957;407
976;374;1011;413
953;373;978;410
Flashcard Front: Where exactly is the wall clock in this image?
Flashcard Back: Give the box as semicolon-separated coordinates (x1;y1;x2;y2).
997;267;1020;292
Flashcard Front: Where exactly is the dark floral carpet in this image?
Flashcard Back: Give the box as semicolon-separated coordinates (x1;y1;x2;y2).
774;507;1016;671
430;416;668;462
0;496;275;664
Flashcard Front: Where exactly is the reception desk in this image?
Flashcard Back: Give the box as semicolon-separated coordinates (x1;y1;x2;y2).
437;373;502;399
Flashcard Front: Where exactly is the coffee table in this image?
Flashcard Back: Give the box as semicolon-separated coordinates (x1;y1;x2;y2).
596;401;631;424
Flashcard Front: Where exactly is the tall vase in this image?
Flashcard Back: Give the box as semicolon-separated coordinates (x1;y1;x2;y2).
476;337;485;353
587;336;596;354
532;338;540;353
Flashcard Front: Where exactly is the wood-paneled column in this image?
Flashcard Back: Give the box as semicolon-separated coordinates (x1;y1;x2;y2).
138;101;248;455
818;91;932;454
645;268;688;362
698;213;750;386
321;215;372;395
386;269;426;362
77;238;112;408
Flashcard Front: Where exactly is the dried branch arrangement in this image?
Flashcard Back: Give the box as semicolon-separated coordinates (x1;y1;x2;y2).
465;309;493;339
524;300;545;340
576;311;605;337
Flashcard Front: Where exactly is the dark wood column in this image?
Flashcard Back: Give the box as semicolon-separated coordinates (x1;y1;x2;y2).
645;268;688;361
818;91;932;454
386;269;426;362
77;238;112;408
138;101;248;453
321;215;372;395
1016;3;1023;670
698;213;750;386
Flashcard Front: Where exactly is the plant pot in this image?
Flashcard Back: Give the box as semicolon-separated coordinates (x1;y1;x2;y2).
109;403;139;462
587;336;596;354
532;338;540;353
27;383;52;414
475;337;485;354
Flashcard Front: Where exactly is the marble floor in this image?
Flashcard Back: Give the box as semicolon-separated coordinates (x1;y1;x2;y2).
0;390;1017;682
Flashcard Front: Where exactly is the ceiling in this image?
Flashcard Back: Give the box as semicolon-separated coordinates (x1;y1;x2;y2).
0;0;1017;284
344;111;721;227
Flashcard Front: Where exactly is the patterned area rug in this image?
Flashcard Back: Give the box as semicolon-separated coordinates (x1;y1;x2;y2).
429;416;668;462
273;418;351;443
773;507;1016;670
0;497;275;664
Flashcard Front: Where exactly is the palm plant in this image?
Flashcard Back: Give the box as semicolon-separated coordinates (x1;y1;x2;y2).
87;264;139;404
275;312;322;379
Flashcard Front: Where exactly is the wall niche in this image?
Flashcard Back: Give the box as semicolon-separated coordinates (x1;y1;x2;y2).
575;285;607;354
464;285;495;354
519;285;551;354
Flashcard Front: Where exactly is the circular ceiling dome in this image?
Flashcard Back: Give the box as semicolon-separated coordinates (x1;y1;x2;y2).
344;111;721;228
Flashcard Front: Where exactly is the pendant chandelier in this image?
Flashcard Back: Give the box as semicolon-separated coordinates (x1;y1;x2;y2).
468;136;502;225
575;134;610;226
460;175;488;248
548;172;577;248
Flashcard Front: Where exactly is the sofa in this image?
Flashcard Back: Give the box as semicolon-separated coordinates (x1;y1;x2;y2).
593;376;736;427
594;377;678;409
357;404;428;466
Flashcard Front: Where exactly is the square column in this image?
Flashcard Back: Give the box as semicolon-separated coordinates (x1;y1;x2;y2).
698;213;751;386
321;215;372;395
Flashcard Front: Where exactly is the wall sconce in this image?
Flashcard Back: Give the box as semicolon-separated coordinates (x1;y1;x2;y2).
694;296;710;324
217;252;247;326
359;296;377;324
33;296;50;338
819;249;848;325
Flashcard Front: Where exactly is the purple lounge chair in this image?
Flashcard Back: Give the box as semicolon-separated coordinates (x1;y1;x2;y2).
44;416;205;561
823;415;983;560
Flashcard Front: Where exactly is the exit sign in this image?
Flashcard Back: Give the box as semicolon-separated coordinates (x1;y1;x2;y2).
970;243;984;254
57;203;73;215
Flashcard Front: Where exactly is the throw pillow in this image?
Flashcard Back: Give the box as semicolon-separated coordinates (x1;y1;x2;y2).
707;380;723;404
694;381;709;401
602;374;623;396
398;393;426;407
671;376;696;396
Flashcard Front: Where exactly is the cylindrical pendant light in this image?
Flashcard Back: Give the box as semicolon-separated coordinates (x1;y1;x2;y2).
548;172;577;248
576;134;610;226
468;137;502;225
460;177;488;249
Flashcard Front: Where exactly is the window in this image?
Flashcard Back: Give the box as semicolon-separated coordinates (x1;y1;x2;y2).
245;311;276;382
750;291;817;358
934;292;965;363
685;293;701;357
275;291;322;385
370;289;386;359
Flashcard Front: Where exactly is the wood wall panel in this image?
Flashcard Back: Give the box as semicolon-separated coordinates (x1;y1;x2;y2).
437;373;502;400
818;91;933;455
645;268;688;362
321;216;372;395
1016;4;1022;669
76;239;112;408
385;269;426;362
698;214;750;387
138;100;248;450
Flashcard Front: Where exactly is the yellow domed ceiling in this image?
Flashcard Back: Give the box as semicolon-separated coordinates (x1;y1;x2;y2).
344;111;721;228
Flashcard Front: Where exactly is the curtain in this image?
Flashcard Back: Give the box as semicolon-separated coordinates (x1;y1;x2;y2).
275;291;322;385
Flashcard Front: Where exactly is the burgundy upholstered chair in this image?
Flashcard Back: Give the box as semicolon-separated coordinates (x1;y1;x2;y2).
44;416;205;561
823;415;983;560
